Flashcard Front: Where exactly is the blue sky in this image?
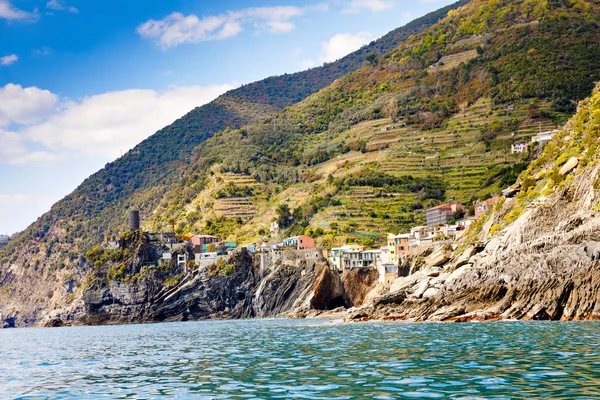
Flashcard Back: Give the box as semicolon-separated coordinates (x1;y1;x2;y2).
0;0;456;235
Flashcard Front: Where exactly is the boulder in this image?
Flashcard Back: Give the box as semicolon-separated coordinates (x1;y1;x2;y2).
422;287;440;298
445;264;472;284
449;246;476;271
425;244;452;267
412;279;430;298
559;157;578;176
373;289;407;306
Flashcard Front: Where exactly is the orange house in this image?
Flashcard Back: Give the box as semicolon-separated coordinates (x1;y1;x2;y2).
394;234;411;257
190;235;219;246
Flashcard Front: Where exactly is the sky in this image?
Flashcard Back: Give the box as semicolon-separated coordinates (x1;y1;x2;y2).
0;0;457;235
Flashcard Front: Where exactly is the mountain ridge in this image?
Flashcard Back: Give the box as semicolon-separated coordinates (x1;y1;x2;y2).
145;0;600;246
5;0;600;327
0;1;467;327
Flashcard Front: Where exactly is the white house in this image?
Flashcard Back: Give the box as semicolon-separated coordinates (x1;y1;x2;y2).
511;143;528;154
329;244;363;270
531;129;559;147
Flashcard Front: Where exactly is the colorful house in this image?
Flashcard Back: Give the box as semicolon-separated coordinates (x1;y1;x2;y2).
424;203;465;227
342;249;380;269
329;244;363;270
190;234;219;252
474;196;501;219
511;143;528;154
388;233;411;264
394;234;411;258
282;235;315;250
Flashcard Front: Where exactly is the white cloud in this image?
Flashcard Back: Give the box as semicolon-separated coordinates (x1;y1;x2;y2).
46;0;77;13
137;5;315;49
0;83;234;164
46;0;63;10
0;129;56;164
342;0;394;14
320;32;372;63
0;83;59;126
0;0;37;20
20;84;235;160
1;54;18;65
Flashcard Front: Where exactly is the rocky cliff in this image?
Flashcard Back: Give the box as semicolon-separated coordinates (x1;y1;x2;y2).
356;86;600;322
14;243;349;328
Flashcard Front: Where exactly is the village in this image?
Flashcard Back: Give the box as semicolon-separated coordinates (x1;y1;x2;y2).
104;194;503;286
105;128;562;281
101;126;561;284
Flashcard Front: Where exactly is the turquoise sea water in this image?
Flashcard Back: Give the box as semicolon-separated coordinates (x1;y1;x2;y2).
2;319;600;399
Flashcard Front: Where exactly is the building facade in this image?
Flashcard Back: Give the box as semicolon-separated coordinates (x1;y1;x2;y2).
424;203;465;227
329;244;364;270
342;249;380;269
474;196;501;219
511;143;527;154
190;235;220;253
282;235;315;250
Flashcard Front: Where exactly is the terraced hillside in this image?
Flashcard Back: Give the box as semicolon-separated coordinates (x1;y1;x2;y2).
147;0;600;248
0;2;470;326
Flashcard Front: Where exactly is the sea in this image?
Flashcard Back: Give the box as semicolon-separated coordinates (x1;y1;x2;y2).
2;319;600;399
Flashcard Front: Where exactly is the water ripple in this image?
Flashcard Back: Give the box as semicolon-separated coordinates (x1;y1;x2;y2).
1;320;600;398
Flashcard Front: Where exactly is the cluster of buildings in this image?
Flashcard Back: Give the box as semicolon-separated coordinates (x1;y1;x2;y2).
104;211;241;271
325;198;501;282
511;129;559;154
107;195;500;282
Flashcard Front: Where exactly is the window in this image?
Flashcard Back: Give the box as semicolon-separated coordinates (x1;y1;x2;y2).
400;246;405;251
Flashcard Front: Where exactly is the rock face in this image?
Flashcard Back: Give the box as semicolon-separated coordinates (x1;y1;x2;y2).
369;173;600;322
341;268;379;307
425;244;452;267
366;89;600;322
72;250;349;325
355;87;600;322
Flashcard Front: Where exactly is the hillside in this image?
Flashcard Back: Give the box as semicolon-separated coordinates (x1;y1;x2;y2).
0;2;467;327
146;0;600;249
364;81;600;322
4;0;600;327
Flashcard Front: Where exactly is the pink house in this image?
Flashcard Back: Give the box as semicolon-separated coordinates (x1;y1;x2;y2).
474;197;500;219
190;235;219;246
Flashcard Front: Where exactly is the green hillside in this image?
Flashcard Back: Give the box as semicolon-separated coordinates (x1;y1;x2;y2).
0;2;467;313
146;0;600;248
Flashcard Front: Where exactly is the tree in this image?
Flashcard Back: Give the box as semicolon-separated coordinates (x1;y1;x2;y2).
365;53;378;66
385;99;400;122
276;204;293;229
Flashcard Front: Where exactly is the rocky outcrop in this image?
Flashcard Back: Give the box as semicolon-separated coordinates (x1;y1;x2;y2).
344;87;600;323
367;192;600;322
39;249;347;326
341;268;379;307
425;244;452;267
559;157;579;176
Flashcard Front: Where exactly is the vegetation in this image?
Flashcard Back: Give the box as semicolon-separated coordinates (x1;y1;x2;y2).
0;1;463;277
143;0;600;246
5;0;600;276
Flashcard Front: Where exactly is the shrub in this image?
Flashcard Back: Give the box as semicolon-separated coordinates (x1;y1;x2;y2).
489;224;504;235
